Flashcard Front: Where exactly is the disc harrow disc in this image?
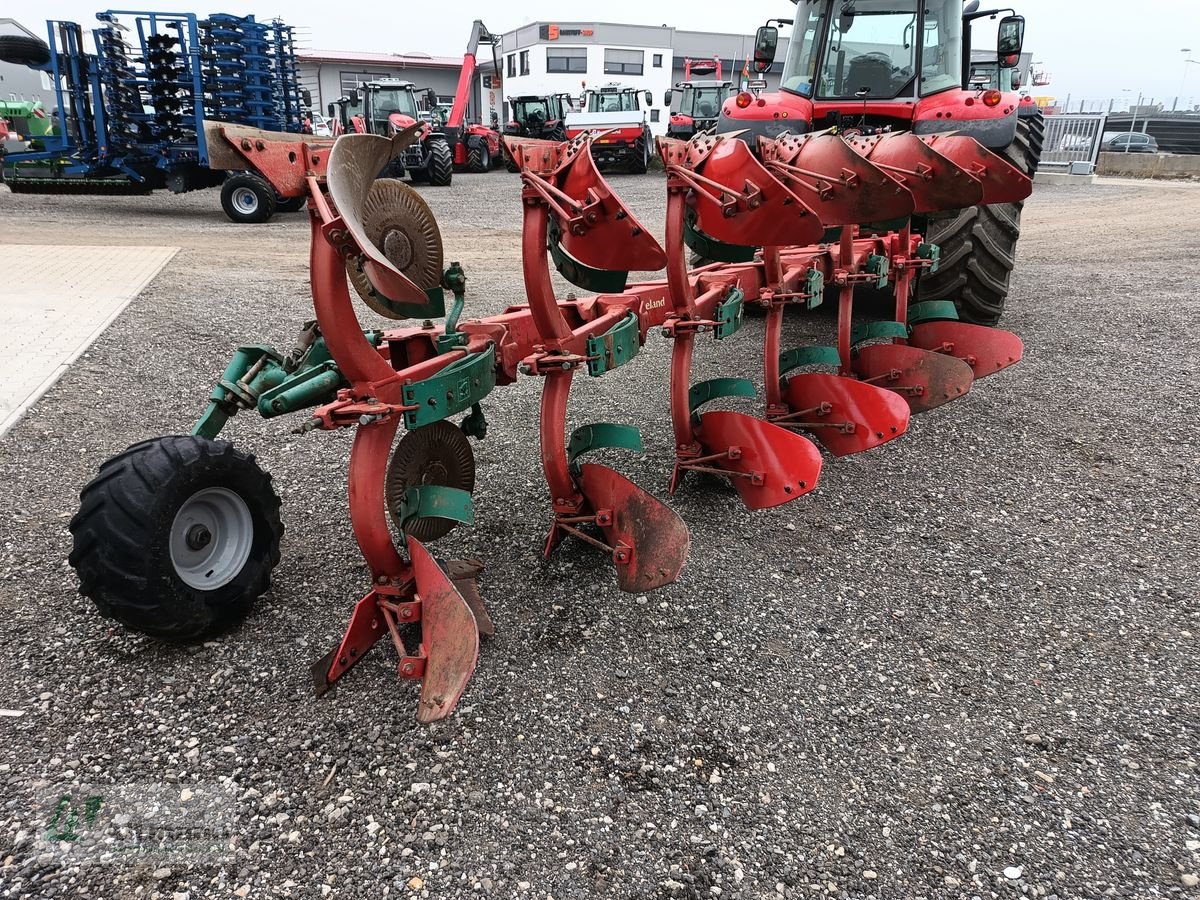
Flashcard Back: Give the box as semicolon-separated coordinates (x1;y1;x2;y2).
345;177;443;320
385;421;475;542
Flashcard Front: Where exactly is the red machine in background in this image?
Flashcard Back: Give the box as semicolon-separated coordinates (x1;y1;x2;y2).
718;0;1043;325
666;56;734;140
439;19;503;172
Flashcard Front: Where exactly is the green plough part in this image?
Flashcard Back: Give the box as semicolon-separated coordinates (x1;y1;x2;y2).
395;485;474;529
803;268;825;309
193;332;382;439
866;254;890;289
688;377;756;415
567;423;644;467
916;241;940;273
851;320;909;346
258;365;342;416
684;212;756;263
907;300;959;325
548;217;629;293
437;263;469;353
713;289;745;340
586;313;641;377
779;345;842;376
402;345;497;430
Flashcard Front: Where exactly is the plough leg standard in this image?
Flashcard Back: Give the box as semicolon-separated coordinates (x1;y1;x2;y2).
69;126;1031;722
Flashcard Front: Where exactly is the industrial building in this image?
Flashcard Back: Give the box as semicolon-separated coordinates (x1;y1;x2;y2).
296;49;476;119
496;22;788;135
297;22;787;136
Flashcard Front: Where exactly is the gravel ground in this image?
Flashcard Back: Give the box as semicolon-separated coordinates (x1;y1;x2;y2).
0;171;1198;900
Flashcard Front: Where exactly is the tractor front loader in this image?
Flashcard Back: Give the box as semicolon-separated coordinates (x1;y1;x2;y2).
69;100;1030;721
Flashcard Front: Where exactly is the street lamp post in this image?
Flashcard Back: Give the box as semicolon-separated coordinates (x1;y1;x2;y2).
1180;52;1200;111
1125;91;1143;152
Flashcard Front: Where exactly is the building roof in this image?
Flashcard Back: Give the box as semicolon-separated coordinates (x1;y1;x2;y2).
297;49;462;69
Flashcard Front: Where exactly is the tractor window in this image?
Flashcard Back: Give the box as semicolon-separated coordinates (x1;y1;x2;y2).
587;91;637;113
919;0;963;95
814;0;920;100
681;86;729;119
515;99;550;122
367;86;418;132
781;1;827;96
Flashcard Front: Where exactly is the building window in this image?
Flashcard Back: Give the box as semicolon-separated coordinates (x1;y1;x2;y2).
653;53;663;68
507;54;516;78
340;71;388;95
650;108;660;123
519;50;530;76
604;48;644;76
546;47;587;74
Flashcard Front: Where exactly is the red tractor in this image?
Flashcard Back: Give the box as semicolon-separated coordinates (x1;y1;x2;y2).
721;0;1043;324
665;57;734;140
331;79;454;186
502;93;574;169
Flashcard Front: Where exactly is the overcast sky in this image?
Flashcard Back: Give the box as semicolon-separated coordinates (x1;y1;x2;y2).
6;1;1199;105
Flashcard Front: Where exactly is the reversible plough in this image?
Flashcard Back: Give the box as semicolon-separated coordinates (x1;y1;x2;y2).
69;123;1031;723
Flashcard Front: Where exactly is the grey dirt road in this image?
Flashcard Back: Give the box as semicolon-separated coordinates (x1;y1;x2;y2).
0;171;1197;900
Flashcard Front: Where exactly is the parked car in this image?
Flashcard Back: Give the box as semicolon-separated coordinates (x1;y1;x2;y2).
1058;133;1093;152
1103;133;1158;153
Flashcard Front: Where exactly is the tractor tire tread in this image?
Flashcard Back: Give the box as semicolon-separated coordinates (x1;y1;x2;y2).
220;172;276;224
428;139;453;186
0;34;52;67
917;112;1043;325
69;436;283;641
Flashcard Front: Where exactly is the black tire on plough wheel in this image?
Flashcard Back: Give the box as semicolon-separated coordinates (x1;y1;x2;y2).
917;111;1045;326
69;436;283;641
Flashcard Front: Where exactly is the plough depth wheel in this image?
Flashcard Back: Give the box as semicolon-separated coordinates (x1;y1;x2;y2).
69;436;283;641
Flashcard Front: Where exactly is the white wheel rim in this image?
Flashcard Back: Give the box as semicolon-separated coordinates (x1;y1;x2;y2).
169;487;254;591
232;187;259;215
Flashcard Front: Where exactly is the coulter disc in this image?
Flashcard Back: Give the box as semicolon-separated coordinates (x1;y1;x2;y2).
346;178;443;319
385;421;475;542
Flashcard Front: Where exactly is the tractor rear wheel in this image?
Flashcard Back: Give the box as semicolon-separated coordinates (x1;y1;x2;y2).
916;112;1045;325
69;436;284;642
466;142;491;173
0;35;51;67
221;173;276;224
428;139;453;186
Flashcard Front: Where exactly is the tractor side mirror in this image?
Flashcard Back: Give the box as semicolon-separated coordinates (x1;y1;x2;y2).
426;88;437;106
997;15;1024;67
348;88;359;106
753;25;779;73
644;90;654;107
327;102;336;117
663;89;673;106
301;89;312;109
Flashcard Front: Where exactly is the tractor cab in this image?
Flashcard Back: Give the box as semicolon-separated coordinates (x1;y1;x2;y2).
666;80;734;137
333;80;423;136
779;0;964;101
721;0;1026;148
508;95;565;136
583;84;651;114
